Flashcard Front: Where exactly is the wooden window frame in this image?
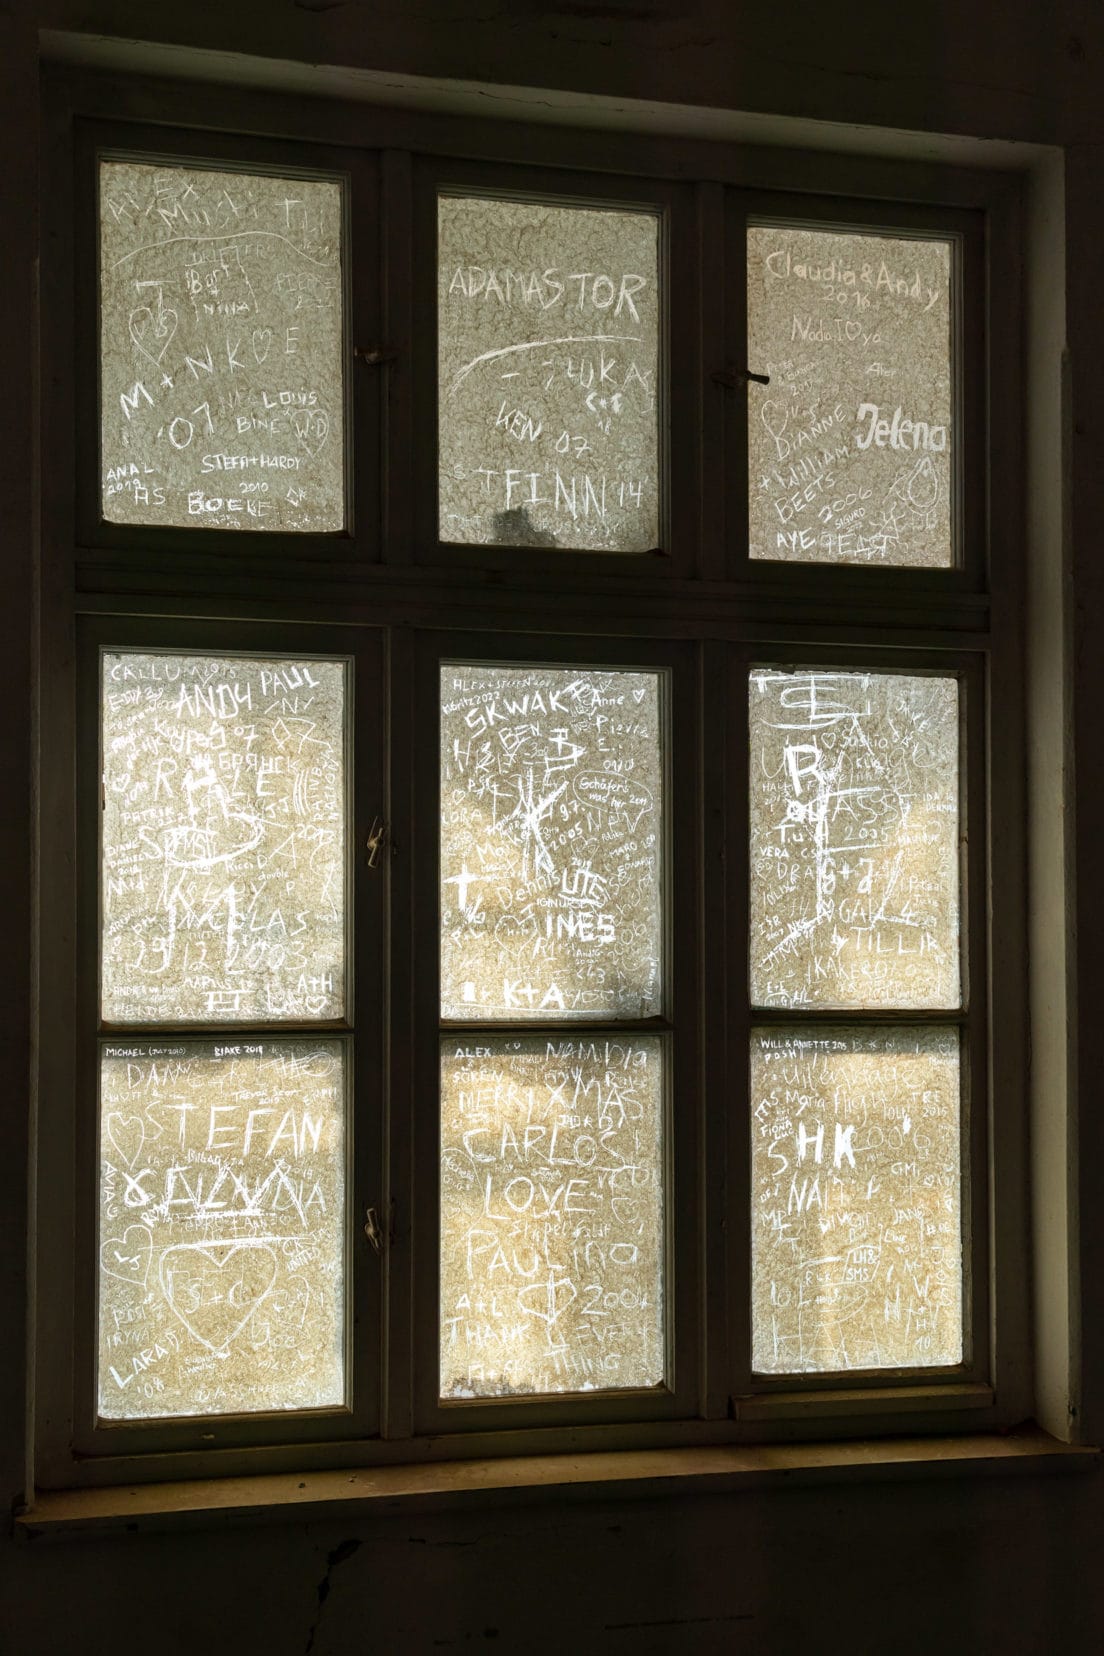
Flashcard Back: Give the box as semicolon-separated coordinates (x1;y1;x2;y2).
730;648;990;1408
32;62;1029;1492
410;632;701;1437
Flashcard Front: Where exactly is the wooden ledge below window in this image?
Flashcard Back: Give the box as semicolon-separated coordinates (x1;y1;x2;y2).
15;1427;1097;1541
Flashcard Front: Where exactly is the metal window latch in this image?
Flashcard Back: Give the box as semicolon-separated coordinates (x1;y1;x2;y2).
713;366;771;388
363;1202;394;1253
366;816;390;868
354;346;399;366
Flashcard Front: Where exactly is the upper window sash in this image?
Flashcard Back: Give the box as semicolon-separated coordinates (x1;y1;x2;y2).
411;157;700;580
723;189;987;594
75;119;379;563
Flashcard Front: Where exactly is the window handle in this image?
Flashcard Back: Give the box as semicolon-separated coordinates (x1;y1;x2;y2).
355;346;399;366
366;816;390;868
713;366;770;388
363;1203;394;1253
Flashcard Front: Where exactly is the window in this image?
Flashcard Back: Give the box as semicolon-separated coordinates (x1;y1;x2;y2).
96;649;351;1421
34;69;1027;1490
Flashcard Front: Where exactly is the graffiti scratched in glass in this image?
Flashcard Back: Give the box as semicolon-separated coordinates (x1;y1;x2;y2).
440;1036;664;1398
100;161;344;531
97;1041;346;1419
751;1027;962;1373
439;197;659;552
747;227;952;566
101;653;346;1024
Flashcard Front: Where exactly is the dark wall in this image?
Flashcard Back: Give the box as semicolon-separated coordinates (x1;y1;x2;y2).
5;1473;1100;1654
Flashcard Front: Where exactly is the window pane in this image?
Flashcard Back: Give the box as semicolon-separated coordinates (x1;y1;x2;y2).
438;195;659;552
440;664;663;1019
102;652;347;1023
440;1035;664;1398
749;670;960;1008
747;226;952;567
97;1038;347;1419
751;1026;962;1373
100;160;345;532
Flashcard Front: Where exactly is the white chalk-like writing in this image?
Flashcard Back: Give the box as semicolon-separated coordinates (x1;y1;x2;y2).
751;1026;962;1372
440;1036;664;1398
440;665;663;1019
100;162;344;532
749;670;960;1009
101;652;346;1023
97;1040;346;1419
438;197;659;552
747;227;953;566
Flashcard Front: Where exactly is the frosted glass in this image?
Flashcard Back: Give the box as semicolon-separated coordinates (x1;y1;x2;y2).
440;1036;664;1397
438;196;659;552
100;161;344;532
749;671;959;1008
751;1026;962;1373
747;226;952;566
440;665;663;1019
102;652;346;1023
97;1039;346;1419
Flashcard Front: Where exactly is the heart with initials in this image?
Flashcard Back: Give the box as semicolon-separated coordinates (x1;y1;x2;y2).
159;1240;278;1354
100;1223;152;1287
128;302;178;367
289;407;330;460
105;1111;145;1168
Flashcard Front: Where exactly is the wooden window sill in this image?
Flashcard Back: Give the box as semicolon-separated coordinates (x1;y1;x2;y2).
16;1426;1096;1541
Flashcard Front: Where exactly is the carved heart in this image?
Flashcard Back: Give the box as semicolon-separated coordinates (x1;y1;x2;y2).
906;454;939;511
251;327;273;364
759;400;790;449
613;783;654;836
518;1273;577;1328
159;1240;278;1354
845;320;862;340
100;1223;152;1287
128;302;178;367
290;407;330;460
105;1111;145;1168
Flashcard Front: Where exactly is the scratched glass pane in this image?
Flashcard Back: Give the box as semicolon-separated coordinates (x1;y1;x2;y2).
440;665;663;1019
100;160;344;532
102;652;346;1023
440;1035;664;1398
749;671;960;1008
747;226;952;566
751;1026;962;1373
438;196;659;551
97;1039;346;1419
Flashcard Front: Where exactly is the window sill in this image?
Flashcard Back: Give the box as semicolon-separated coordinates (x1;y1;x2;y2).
16;1426;1096;1542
